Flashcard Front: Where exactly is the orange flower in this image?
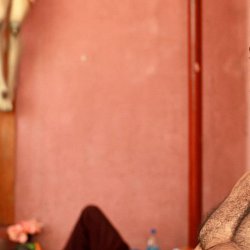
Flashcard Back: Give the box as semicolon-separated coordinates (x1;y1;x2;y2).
35;242;42;250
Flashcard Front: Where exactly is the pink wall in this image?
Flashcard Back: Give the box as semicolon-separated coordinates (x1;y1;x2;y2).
16;1;188;249
203;0;248;213
248;0;250;171
14;1;248;250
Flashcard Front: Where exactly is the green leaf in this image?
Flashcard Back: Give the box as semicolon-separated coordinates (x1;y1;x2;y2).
26;243;36;250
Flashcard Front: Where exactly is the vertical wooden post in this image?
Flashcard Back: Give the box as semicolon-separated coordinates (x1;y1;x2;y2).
0;111;15;225
188;0;203;247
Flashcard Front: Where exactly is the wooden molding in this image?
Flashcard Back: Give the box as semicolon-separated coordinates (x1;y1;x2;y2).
188;0;203;247
0;111;15;225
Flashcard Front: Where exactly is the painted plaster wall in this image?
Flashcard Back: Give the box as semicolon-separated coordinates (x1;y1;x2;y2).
15;0;248;249
16;1;188;249
248;0;250;171
202;0;248;213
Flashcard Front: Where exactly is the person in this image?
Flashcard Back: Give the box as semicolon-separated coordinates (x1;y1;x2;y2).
64;172;250;250
63;205;130;250
0;0;33;112
195;172;250;250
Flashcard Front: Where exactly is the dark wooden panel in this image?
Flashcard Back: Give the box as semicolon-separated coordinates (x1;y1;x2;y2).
0;226;16;250
0;112;15;225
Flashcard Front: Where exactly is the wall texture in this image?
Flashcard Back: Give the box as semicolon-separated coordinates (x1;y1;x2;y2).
16;1;188;249
14;1;248;250
248;0;250;171
203;0;248;213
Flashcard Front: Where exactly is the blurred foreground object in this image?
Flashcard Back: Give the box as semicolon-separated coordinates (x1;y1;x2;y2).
0;0;34;112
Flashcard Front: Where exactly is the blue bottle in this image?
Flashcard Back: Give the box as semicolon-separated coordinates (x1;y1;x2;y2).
146;228;160;250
